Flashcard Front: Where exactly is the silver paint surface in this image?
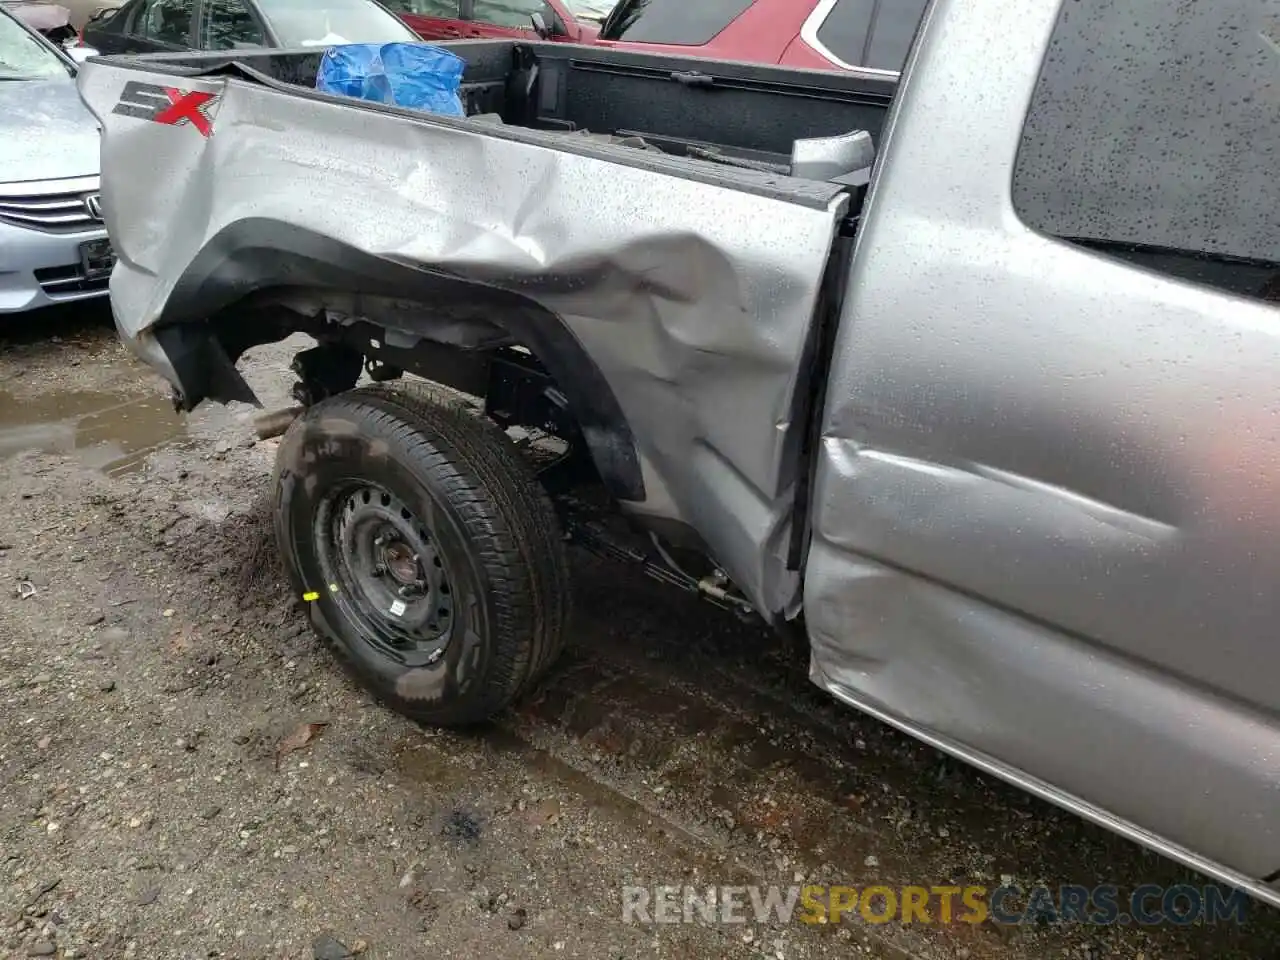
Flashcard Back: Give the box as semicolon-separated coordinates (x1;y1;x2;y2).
0;77;100;183
808;0;1280;885
77;57;848;614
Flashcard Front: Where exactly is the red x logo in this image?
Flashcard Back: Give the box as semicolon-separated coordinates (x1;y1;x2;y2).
153;88;217;138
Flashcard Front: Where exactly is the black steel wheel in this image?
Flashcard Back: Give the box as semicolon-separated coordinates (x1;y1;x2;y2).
272;381;571;725
317;483;456;668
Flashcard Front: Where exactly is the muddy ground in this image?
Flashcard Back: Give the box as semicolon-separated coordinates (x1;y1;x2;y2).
1;304;1278;960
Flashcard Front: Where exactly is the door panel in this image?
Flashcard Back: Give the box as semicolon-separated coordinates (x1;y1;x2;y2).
806;0;1280;880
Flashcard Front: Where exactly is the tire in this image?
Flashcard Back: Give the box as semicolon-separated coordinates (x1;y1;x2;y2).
272;381;571;725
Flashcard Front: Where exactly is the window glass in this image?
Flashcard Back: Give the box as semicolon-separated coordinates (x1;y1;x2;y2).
256;0;418;45
135;0;195;44
565;0;611;22
472;0;543;30
864;0;928;71
813;0;873;67
200;0;266;48
599;0;754;46
380;0;459;17
1013;0;1280;297
0;10;71;79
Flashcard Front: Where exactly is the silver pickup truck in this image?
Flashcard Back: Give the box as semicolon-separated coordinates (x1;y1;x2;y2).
79;0;1280;910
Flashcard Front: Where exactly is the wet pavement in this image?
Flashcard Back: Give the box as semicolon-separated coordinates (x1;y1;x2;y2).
1;303;1279;960
0;305;185;475
0;388;186;475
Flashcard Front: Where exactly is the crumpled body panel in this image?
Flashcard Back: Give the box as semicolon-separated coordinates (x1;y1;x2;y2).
76;58;847;616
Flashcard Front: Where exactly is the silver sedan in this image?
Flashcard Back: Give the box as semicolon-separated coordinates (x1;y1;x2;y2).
0;5;110;314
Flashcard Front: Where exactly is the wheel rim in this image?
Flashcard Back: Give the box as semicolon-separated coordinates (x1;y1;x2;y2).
314;482;455;668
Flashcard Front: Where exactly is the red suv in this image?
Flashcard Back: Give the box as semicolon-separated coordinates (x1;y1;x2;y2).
389;0;928;75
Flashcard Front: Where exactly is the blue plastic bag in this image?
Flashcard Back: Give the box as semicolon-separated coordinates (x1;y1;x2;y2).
316;43;465;117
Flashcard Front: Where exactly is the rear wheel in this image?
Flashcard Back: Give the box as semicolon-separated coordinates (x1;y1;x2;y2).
272;382;570;725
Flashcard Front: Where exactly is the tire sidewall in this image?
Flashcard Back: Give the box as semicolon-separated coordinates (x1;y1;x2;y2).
274;403;499;722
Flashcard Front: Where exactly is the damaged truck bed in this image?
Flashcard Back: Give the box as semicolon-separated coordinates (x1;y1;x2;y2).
77;39;888;617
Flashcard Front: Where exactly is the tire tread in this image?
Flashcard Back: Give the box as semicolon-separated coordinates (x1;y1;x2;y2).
271;380;570;725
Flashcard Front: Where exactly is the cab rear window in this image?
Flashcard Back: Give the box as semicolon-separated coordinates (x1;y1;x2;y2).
1013;0;1280;298
599;0;754;45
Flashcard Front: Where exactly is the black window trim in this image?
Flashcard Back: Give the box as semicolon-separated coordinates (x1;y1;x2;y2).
800;0;903;78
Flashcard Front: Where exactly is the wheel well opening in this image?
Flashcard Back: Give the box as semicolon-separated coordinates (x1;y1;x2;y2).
192;288;645;503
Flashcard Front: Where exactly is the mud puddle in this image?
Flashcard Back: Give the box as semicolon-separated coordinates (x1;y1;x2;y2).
0;386;188;475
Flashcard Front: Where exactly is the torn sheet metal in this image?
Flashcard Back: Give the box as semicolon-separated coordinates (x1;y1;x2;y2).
76;59;848;616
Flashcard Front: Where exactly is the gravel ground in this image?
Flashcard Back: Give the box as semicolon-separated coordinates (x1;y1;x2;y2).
1;305;1279;960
